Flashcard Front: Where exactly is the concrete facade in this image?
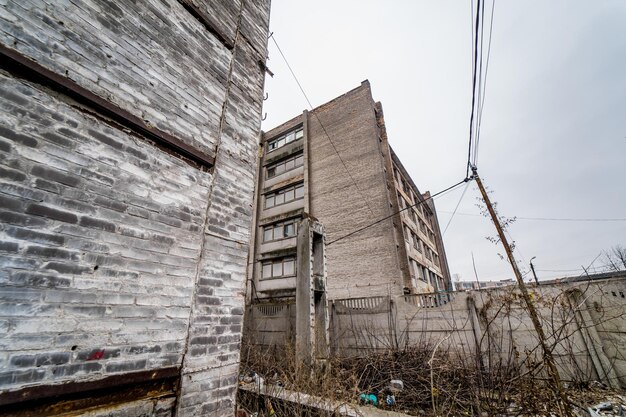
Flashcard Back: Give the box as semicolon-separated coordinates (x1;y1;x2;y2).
0;1;270;415
248;81;451;305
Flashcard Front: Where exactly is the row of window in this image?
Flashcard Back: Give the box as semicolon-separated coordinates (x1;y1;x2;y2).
261;257;296;279
397;190;436;239
265;183;304;208
409;259;444;290
404;226;422;253
267;153;304;179
267;127;304;152
404;223;439;267
263;219;298;242
394;168;421;207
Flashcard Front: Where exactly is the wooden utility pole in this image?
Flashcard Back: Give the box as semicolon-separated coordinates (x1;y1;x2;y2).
471;167;573;416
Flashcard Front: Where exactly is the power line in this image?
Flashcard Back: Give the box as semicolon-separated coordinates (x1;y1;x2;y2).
328;178;471;246
474;0;496;167
438;211;626;222
269;34;376;216
466;0;482;178
442;181;470;236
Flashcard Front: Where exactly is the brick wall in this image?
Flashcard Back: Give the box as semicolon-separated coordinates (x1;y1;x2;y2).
0;0;270;415
307;82;404;300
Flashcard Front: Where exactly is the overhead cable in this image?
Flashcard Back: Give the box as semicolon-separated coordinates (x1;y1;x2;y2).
328;177;472;246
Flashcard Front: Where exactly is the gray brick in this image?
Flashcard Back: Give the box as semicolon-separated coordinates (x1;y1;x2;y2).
0;166;27;182
10;355;36;368
25;204;78;224
79;216;116;232
88;129;124;150
24;246;79;261
0;193;22;211
35;352;70;366
93;196;127;213
41;131;72;148
0;241;19;253
31;165;80;187
105;359;147;373
33;178;62;194
6;227;65;245
10;272;72;288
0;139;11;153
43;262;92;275
0;125;37;147
13;369;46;384
0;210;47;227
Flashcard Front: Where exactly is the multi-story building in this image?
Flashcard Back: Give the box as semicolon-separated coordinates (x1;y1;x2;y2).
247;81;451;304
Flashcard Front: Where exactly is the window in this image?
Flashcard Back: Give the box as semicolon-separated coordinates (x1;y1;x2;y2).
409;209;416;223
267;127;304;152
261;257;296;279
410;258;419;278
402;179;410;195
412;233;421;252
265;183;304;208
266;153;304;179
262;219;299;242
397;192;403;209
404;225;411;241
419;220;426;234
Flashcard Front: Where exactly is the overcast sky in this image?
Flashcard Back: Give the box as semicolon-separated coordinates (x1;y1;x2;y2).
261;0;626;284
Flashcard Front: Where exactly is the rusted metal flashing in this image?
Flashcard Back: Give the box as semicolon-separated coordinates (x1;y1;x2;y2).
0;367;179;415
0;43;215;169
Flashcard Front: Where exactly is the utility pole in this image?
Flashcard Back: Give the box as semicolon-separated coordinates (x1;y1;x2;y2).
530;256;540;285
472;167;573;417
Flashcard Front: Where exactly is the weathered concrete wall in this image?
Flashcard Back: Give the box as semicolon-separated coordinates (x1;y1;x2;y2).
245;302;296;349
330;277;626;388
0;0;270;415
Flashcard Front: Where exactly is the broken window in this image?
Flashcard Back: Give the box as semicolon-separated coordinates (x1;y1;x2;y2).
261;256;297;279
412;233;421;251
266;152;304;179
262;219;299;242
267;127;304;152
264;183;304;209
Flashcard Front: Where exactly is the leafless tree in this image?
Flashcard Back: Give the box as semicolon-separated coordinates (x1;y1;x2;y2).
603;244;626;271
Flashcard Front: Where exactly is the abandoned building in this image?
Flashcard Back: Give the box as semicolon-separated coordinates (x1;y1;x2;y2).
0;1;270;416
243;82;452;365
247;81;452;305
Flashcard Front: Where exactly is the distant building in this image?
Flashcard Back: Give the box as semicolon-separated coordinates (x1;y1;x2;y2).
247;81;451;303
454;279;515;291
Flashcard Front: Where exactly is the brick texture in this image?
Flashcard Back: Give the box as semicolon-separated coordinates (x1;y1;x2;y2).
307;83;404;299
0;0;270;415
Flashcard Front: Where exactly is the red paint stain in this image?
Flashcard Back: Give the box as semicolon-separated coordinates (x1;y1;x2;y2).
86;350;104;361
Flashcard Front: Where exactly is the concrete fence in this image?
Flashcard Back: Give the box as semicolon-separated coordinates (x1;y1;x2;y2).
331;277;626;388
245;276;626;389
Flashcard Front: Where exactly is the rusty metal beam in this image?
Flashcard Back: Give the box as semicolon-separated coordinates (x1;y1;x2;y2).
0;366;179;408
0;43;215;169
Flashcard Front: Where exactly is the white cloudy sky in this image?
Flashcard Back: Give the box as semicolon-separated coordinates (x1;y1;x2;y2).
260;0;626;283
